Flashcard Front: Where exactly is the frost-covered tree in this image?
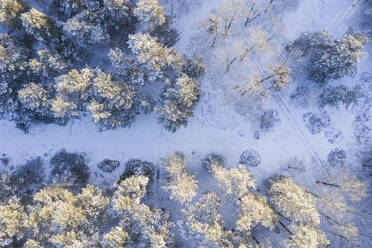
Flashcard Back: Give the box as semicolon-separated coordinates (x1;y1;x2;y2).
0;175;174;247
155;99;194;132
212;164;256;198
0;0;202;132
164;74;200;108
234;65;291;102
179;192;231;247
0;197;26;246
120;159;155;182
18;83;50;115
28;49;70;82
20;8;59;42
41;0;87;18
52;67;139;128
162;152;198;204
90;71;138;129
268;177;320;225
0;34;28;111
112;175;174;247
236;193;276;234
286;224;330;248
310;31;369;83
134;0;166;31
50;94;78;120
310;169;369;246
104;0;130;20
268;177;330;247
206;0;275;47
202;153;225;172
288;30;369;83
128;33;186;80
156;74;200;132
53;67;95;109
63;10;110;48
217;26;270;72
318;84;362;109
0;0;25;26
49;149;90;190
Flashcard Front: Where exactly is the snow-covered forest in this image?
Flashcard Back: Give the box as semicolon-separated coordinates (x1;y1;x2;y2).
0;0;371;247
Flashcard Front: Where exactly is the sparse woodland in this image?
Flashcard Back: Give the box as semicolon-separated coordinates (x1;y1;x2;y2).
0;0;371;248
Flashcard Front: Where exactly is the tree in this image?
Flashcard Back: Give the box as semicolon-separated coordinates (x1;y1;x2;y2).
18;83;49;112
286;224;330;248
310;30;369;83
179;192;231;248
202;153;225;172
318;84;362;109
49;149;90;190
216;26;270;72
41;0;87;18
212;164;256;198
155;99;194;132
20;8;58;42
309;169;369;246
156;74;200;132
0;175;174;248
63;10;110;48
0;0;24;26
268;177;330;247
0;34;28;109
54;67;95;107
288;30;369;84
112;175;174;247
134;0;166;32
236;193;276;234
234;65;291;102
162;152;198;204
128;33;186;80
0;197;26;246
268;177;320;225
165;74;200;108
90;70;138;129
28;49;70;82
104;0;131;21
50;94;78;120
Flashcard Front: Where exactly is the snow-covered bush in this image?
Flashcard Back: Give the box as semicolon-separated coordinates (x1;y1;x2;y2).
327;148;346;167
303;111;331;134
202;153;225;172
318;85;362;109
97;159;120;173
240;149;261;167
120;159;155;181
49;149;90;190
260;109;281;132
324;128;343;144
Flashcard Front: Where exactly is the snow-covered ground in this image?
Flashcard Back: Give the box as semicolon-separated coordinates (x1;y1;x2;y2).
0;0;370;185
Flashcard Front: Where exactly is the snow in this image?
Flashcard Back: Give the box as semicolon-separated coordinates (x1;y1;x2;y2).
1;0;371;246
0;0;369;183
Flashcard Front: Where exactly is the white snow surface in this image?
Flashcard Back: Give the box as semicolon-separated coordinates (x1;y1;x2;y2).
1;0;371;246
0;0;369;184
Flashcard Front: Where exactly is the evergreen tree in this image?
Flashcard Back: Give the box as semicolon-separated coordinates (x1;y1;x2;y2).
162;152;198;204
